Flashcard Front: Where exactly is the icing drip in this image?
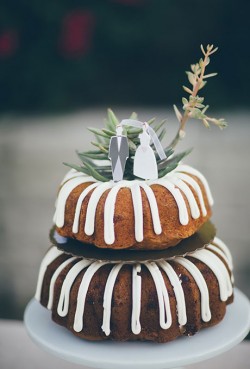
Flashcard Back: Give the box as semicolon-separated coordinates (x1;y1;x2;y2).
158;261;187;326
47;256;77;309
151;179;189;225
74;261;109;332
104;184;125;245
131;264;142;334
54;176;95;227
146;262;172;329
189;249;233;301
54;164;213;244
35;247;64;301
175;173;207;217
174;257;211;322
57;260;92;317
102;263;124;335
168;177;200;219
73;183;99;234
175;164;214;206
37;238;233;336
131;183;144;242
84;182;113;236
139;183;162;235
212;237;233;271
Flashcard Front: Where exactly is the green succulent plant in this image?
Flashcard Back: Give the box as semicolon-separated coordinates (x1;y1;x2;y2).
64;44;226;182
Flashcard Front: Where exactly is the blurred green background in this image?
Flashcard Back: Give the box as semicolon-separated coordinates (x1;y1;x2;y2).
0;0;249;113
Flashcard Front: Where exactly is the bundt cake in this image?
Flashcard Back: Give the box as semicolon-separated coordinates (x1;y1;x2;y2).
35;237;233;343
53;164;213;250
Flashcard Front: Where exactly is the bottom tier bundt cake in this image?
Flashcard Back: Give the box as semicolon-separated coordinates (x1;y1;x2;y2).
35;237;234;343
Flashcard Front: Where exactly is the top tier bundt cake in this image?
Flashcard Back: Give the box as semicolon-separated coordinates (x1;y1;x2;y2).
54;164;213;250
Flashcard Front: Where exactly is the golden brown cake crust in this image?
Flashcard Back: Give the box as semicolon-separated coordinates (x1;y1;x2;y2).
56;174;212;250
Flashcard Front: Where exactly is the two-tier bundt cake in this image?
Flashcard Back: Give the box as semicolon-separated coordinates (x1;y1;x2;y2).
34;44;233;344
35;237;233;343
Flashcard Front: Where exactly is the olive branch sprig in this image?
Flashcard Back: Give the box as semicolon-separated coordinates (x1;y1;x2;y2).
169;44;227;149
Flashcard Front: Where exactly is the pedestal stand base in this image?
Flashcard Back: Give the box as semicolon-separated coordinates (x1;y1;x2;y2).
24;288;250;369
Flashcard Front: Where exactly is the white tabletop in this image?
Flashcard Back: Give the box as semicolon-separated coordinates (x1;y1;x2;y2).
0;320;249;369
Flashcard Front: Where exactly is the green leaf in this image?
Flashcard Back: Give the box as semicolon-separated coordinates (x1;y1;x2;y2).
77;152;108;160
153;119;167;134
183;85;193;94
158;128;167;142
129;112;138;120
186;71;196;85
173;104;182;122
102;128;116;137
203;72;218;79
202;119;210;128
200;44;206;55
63;162;90;175
127;127;142;135
189;108;204;119
182;97;189;105
88;127;110;139
195;103;205;109
91;141;109;153
107;109;119;128
147;117;156;125
80;160;110;182
104;118;114;131
158;148;192;175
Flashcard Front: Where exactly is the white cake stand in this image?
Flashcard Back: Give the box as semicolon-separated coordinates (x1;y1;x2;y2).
24;288;250;369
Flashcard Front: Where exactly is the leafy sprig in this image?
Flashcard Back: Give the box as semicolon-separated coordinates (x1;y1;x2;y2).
64;44;226;182
169;44;227;149
64;109;184;181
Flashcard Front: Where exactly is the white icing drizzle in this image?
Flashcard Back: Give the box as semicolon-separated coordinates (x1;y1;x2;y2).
104;184;124;245
158;261;187;326
150;179;189;225
131;264;142;334
35;247;64;301
102;263;124;335
47;256;77;309
73;182;99;234
175;164;214;206
174;257;211;322
139;182;162;235
175;172;207;216
54;176;95;227
168;176;200;219
212;237;233;270
54;164;213;244
131;183;144;242
37;238;233;336
57;260;92;317
74;261;109;332
146;262;172;329
84;182;113;236
61;169;86;185
189;249;233;301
